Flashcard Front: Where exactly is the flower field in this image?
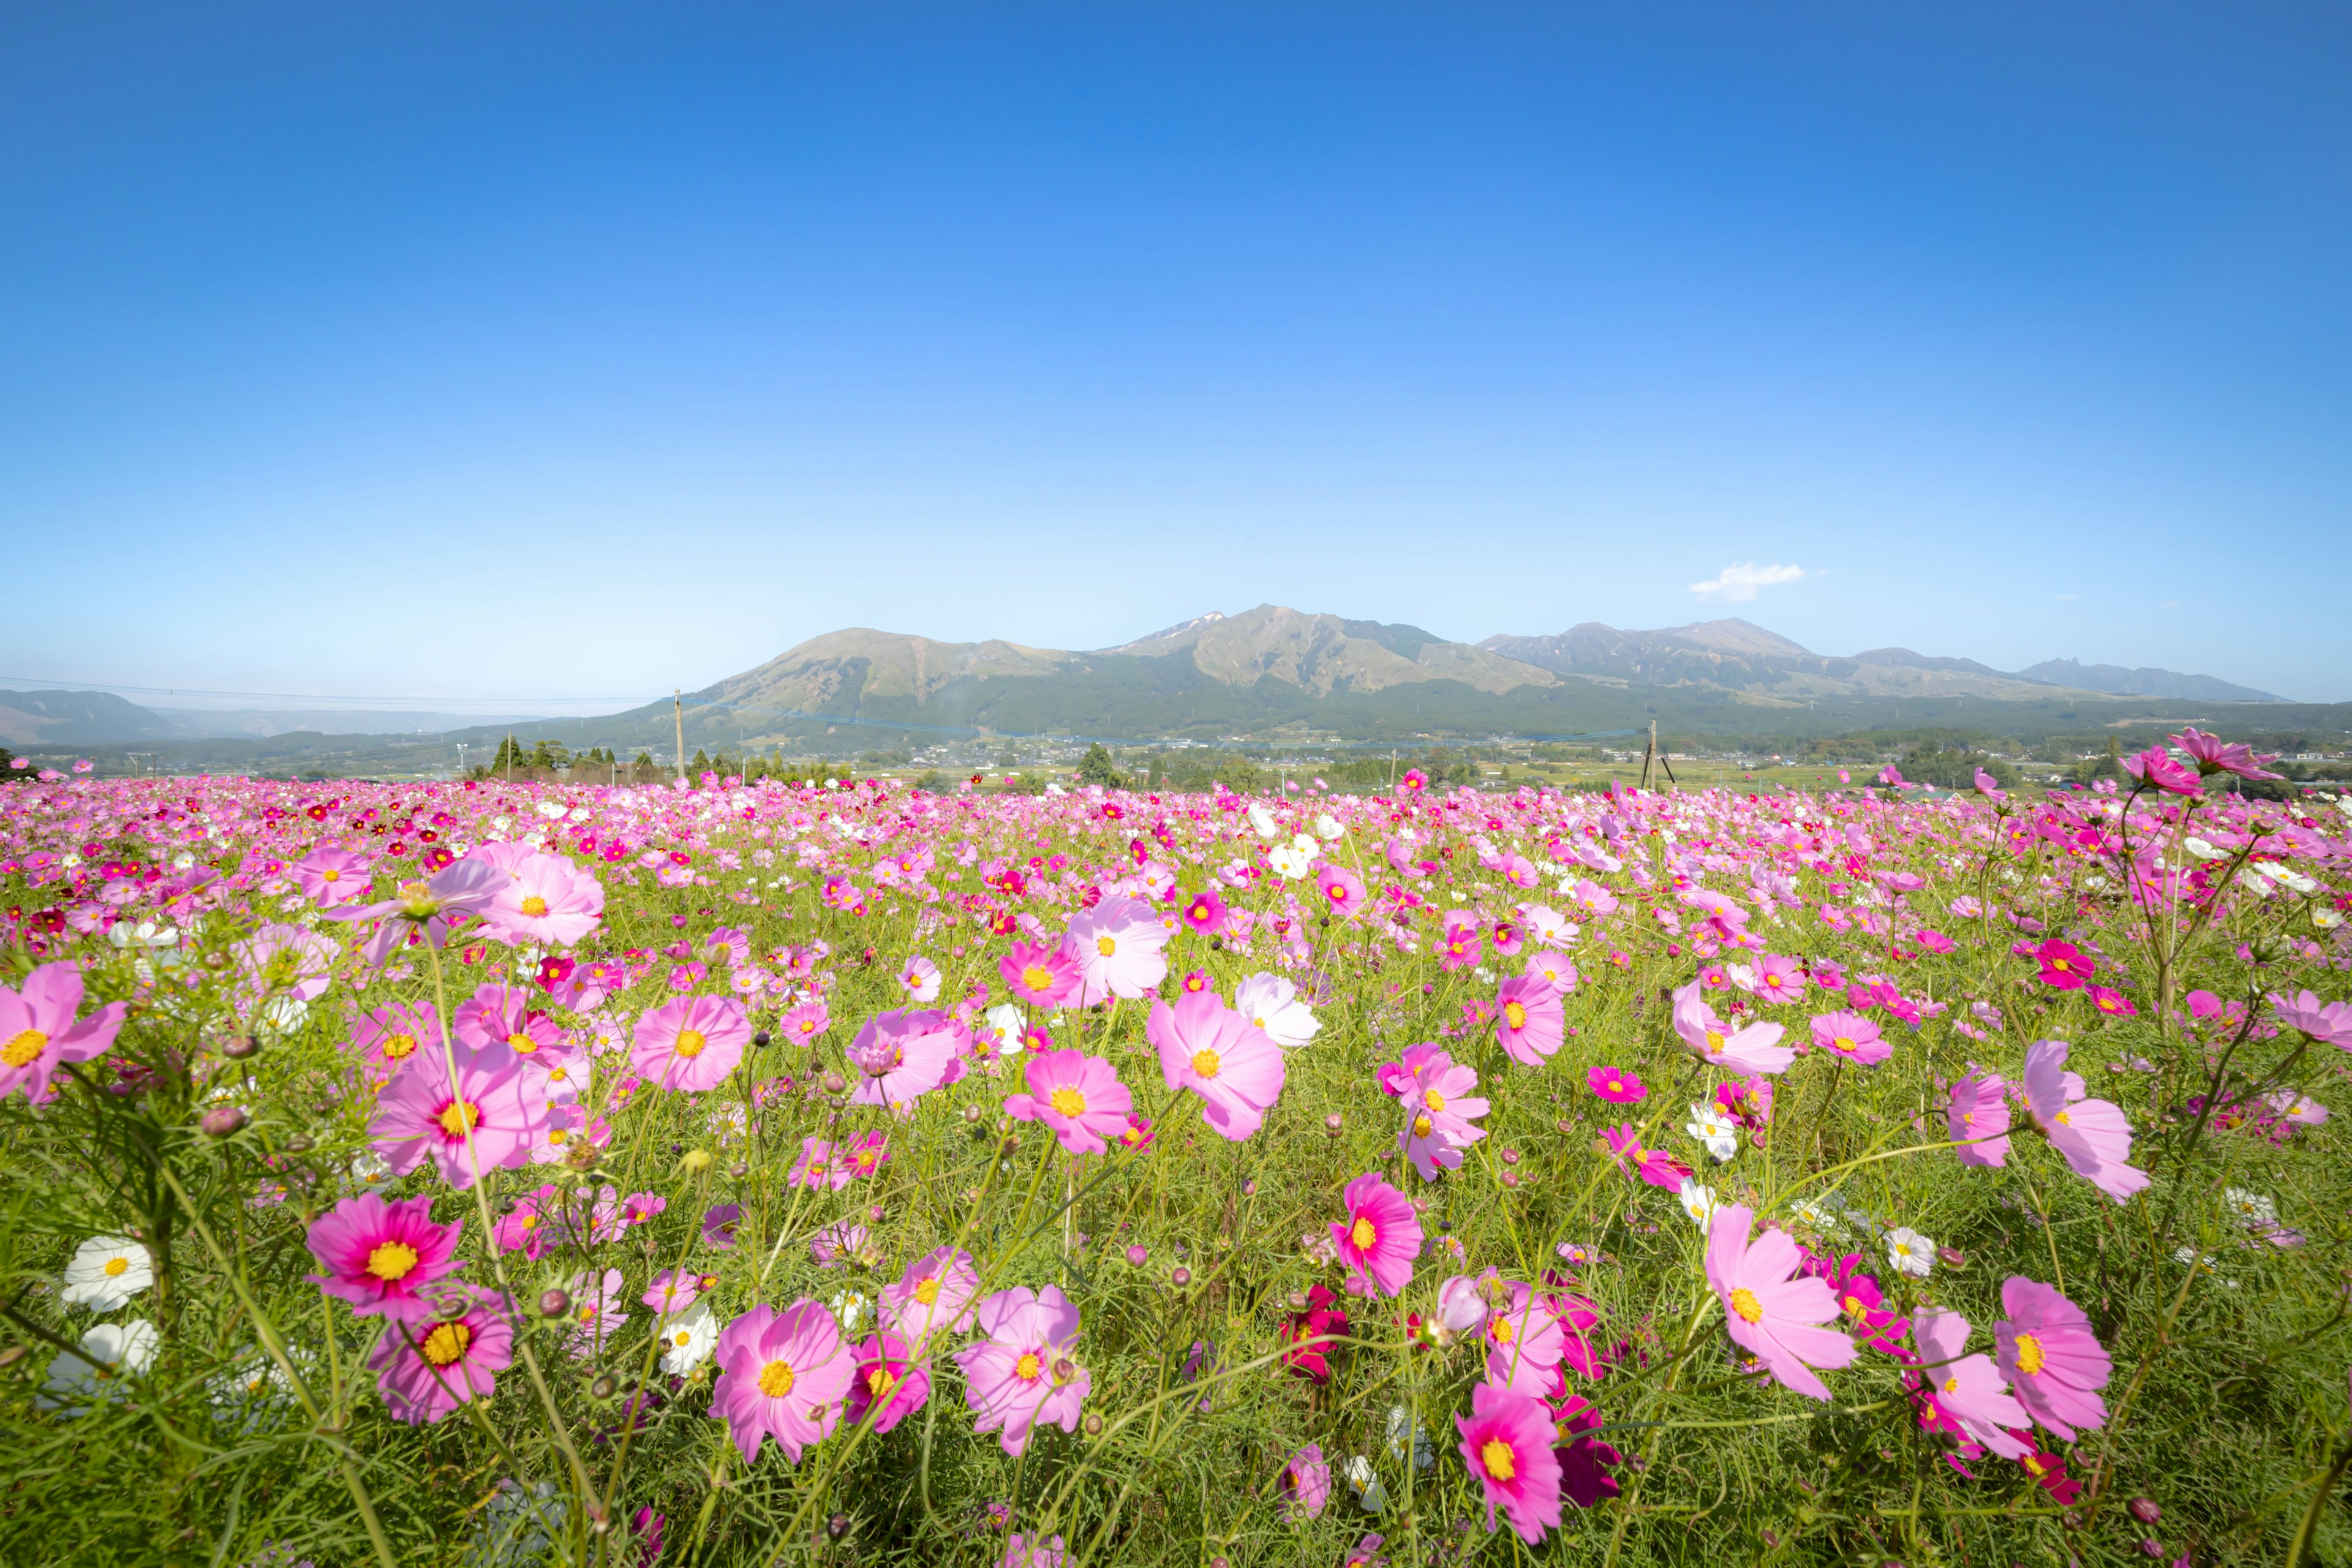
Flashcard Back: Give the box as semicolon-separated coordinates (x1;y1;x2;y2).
2;738;2350;1567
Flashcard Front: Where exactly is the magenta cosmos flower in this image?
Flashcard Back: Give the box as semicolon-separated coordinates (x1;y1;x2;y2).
2120;745;2201;795
1000;940;1081;1008
2022;1038;2149;1202
1493;975;1564;1067
1314;863;1368;921
352;1000;439;1080
2173;726;2282;781
1809;1010;1890;1066
1003;1049;1134;1156
845;1008;962;1110
325;858;504;965
1278;1444;1331;1521
305;1193;464;1319
709;1300;855;1464
1456;1382;1564;1545
1994;1276;2111;1442
630;993;751;1093
476;851;605;948
1586;1065;1645;1104
1945;1071;2013;1167
1602;1125;1692;1191
367;1284;514;1425
1178;887;1227;935
2033;939;2095;990
370;1039;548;1190
953;1284;1091;1456
1396;1047;1489;1182
0;961;126;1105
1332;1173;1422;1297
880;1245;980;1346
1671;983;1793;1076
843;1330;930;1434
1705;1204;1856;1401
1063;894;1169;1004
1912;1307;2029;1459
294;847;372;908
1150;987;1284;1142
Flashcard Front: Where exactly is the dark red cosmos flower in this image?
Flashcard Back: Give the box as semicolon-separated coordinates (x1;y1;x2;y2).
2013;1433;2082;1505
1550;1394;1623;1508
1281;1284;1349;1384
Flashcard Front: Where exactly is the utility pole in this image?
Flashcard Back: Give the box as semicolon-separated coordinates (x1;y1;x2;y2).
674;690;687;786
505;729;514;783
1640;720;1657;791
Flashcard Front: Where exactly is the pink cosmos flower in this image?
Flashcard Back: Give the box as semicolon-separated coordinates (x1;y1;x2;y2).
2270;990;2352;1049
1602;1125;1692;1190
1482;1281;1567;1396
1521;949;1577;997
709;1300;854;1464
326;858;505;965
477;852;605;948
2119;745;2202;795
1278;1444;1331;1521
1586;1066;1645;1103
369;1038;548;1190
1751;952;1807;1004
1973;767;2008;802
843;1330;930;1434
811;1220;869;1268
790;1136;857;1191
230;922;337;1007
643;1267;717;1313
368;1284;514;1425
1003;1049;1134;1156
1332;1173;1422;1297
1063;894;1169;1004
880;1245;981;1346
565;1267;629;1357
2173;726;2283;781
1994;1276;2110;1442
953;1285;1091;1456
1150;987;1284;1142
1001;940;1081;1008
631;993;752;1093
2087;985;2137;1019
351;1000;439;1080
1809;1010;1890;1066
1314;863;1368;921
1000;1535;1066;1568
453;984;564;1065
294;847;371;908
1179;887;1227;935
1705;1204;1857;1401
304;1193;464;1319
845;1008;962;1110
1912;1307;2029;1459
1946;1072;2012;1167
0;961;127;1104
2022;1038;2149;1202
777;997;831;1046
1456;1382;1564;1545
702;1204;744;1250
2034;939;2095;990
1396;1047;1489;1181
895;955;943;1003
1670;982;1793;1076
1493;975;1564;1067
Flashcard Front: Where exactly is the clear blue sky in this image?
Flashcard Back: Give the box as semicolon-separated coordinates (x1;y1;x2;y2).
4;2;2347;707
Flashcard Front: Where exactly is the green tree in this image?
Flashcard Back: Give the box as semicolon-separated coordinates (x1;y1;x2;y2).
689;748;712;776
1076;743;1123;789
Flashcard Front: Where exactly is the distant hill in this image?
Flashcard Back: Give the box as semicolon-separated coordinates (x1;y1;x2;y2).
0;688;178;747
2013;658;2280;703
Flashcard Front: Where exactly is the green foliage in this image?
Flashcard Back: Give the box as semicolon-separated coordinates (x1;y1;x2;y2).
1076;743;1125;790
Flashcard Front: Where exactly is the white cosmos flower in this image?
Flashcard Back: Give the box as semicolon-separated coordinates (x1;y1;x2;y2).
2180;837;2227;862
1289;832;1319;858
1384;1403;1436;1469
62;1236;154;1311
982;1004;1026;1056
1247;802;1280;839
1268;845;1314;880
1676;1178;1719;1227
657;1300;720;1374
1684;1104;1740;1163
829;1290;871;1335
1884;1227;1935;1278
1342;1453;1387;1513
2223;1188;2279;1230
1313;813;1345;842
1232;972;1321;1050
39;1321;159;1412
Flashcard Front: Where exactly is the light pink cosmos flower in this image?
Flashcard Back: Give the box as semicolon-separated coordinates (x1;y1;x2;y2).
1063;894;1169;1004
790;1136;856;1191
1912;1307;2029;1459
895;955;943;1003
294;848;371;908
1332;1173;1422;1297
1003;1049;1134;1156
1314;863;1368;921
1000;1534;1066;1568
1494;975;1564;1067
1671;982;1794;1076
880;1245;981;1347
709;1300;854;1464
1396;1047;1489;1182
351;1000;439;1081
370;1038;549;1190
476;852;605;948
1705;1204;1857;1401
1751;952;1806;1003
565;1267;628;1357
1994;1276;2111;1442
1455;1382;1564;1545
0;961;126;1104
453;984;563;1061
2022;1039;2149;1202
643;1267;717;1314
1001;940;1081;1008
2270;990;2352;1050
304;1193;464;1319
231;922;337;1007
777;997;830;1046
1278;1444;1331;1521
1150;988;1284;1142
954;1285;1091;1456
1945;1072;2013;1167
1520;949;1577;997
845;1008;962;1110
1809;1009;1890;1066
368;1284;514;1425
631;994;753;1093
326;858;505;966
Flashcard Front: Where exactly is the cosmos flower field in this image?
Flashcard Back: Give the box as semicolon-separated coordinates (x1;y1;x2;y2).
3;737;2350;1567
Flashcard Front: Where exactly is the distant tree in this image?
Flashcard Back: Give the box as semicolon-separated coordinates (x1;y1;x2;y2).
1076;744;1123;789
690;748;712;776
634;750;654;767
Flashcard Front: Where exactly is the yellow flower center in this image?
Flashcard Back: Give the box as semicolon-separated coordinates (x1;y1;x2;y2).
420;1322;472;1367
1049;1086;1088;1117
519;895;548;917
1704;1029;1725;1054
1942;1376;1959;1393
758;1359;796;1397
1491;1317;1516;1346
103;1257;129;1278
914;1277;941;1305
1424;1089;1446;1113
1481;1438;1517;1481
2054;1109;2071;1126
1607;1079;1623;1093
1730;1287;1764;1324
1190;1049;1221;1079
1504;1001;1527;1030
1095;935;1117;957
366;1242;420;1281
676;1029;708;1059
2014;1333;2045;1375
508;1031;537;1054
1413;1115;1433;1137
1832;1036;1856;1054
3;1029;49;1068
1015;1351;1042;1381
674;1330;691;1347
322;869;340;882
1844;1294;1864;1318
383;1032;418;1060
1021;964;1053;991
1350;1216;1378;1250
437;1099;480;1139
867;1367;897;1400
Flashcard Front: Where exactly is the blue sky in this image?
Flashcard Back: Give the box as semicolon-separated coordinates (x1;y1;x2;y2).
4;2;2347;708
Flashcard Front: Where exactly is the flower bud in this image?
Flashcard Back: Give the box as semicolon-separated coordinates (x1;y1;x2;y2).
540;1289;571;1318
590;1374;617;1400
729;1162;750;1180
1084;1411;1104;1435
1323;1113;1344;1138
2128;1498;2162;1525
822;1071;846;1095
200;1105;247;1138
284;1134;313;1153
680;1149;714;1173
753;1029;773;1047
1170;1266;1192;1287
1126;1244;1148;1267
222;1034;260;1060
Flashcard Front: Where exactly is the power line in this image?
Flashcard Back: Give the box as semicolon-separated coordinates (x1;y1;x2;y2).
0;674;645;706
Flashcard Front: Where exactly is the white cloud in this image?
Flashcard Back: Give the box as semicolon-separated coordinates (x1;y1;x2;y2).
1687;562;1806;603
